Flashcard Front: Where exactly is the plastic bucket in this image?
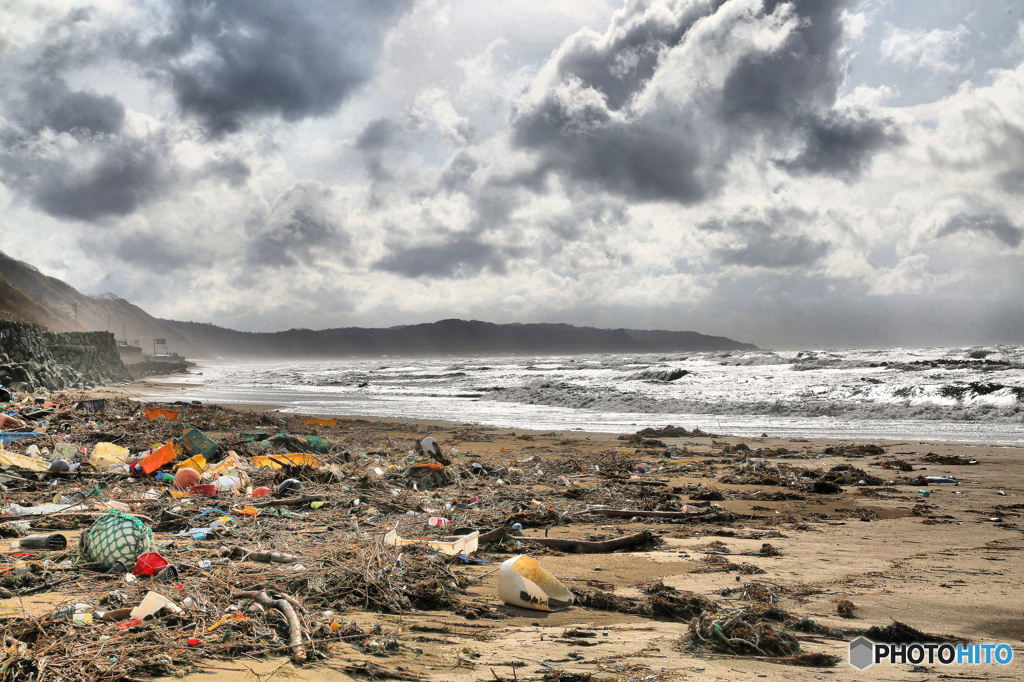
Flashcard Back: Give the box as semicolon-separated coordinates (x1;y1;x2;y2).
133;552;170;576
497;555;574;611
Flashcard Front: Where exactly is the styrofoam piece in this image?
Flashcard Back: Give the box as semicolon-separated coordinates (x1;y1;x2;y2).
382;530;479;556
497;555;574;611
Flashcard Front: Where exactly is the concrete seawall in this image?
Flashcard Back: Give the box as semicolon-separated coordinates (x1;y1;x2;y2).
0;321;133;392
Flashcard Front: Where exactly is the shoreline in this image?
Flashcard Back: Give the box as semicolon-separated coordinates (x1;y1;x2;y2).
98;374;1024;447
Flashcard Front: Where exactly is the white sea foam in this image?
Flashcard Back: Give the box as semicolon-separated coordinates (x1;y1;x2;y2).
140;346;1024;443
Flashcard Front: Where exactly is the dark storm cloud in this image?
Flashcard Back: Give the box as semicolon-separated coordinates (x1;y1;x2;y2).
374;236;512;278
16;80;126;136
3;136;174;222
439;152;479;193
937;212;1023;247
700;207;830;268
245;182;350;268
554;0;728;111
508;0;898;203
719;0;847;123
777;112;905;179
512;102;705;202
714;233;831;268
137;0;412;136
108;233;200;270
199;156;252;187
356;118;403;183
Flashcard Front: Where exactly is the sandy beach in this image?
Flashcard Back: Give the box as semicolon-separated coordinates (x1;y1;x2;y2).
1;384;1021;681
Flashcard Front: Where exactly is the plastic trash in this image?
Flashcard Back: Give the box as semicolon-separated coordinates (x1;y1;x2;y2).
0;450;50;472
19;534;68;550
175;467;201;489
924;476;958;485
383;529;479;556
129;591;183;620
917;490;930;497
133;552;170;576
90;443;130;469
275;479;303;494
8;502;80;516
497;555;574;611
214;475;242;490
428;517;451;527
139;442;180;475
202;452;250;483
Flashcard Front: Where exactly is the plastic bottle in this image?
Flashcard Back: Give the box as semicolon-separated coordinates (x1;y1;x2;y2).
428;517;451;527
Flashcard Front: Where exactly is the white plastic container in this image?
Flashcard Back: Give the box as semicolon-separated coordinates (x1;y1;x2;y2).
497;555;573;611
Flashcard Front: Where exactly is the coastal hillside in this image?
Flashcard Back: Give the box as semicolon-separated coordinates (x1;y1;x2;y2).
1;251;757;358
0;251;193;352
165;318;758;358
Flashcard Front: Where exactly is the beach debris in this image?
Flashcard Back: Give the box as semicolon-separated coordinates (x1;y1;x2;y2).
516;529;660;554
864;619;962;644
17;534;67;550
79;509;154;569
383;529;480;556
684;607;839;666
922;453;978;465
497;555;574;611
0;392;999;680
174;466;201;489
416;435;451;465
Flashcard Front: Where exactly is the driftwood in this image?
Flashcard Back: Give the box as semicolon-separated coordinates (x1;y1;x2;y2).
246;495;324;509
234;590;306;662
607;478;669;487
518;529;658;553
588;508;699;519
587;508;735;523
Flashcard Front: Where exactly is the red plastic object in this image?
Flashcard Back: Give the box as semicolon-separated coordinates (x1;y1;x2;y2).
190;484;217;497
251;486;272;498
187;637;201;646
133;552;170;576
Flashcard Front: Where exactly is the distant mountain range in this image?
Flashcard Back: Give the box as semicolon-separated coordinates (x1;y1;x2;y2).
1;251;757;358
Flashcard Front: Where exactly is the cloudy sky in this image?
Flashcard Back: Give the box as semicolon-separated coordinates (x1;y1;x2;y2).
2;0;1023;349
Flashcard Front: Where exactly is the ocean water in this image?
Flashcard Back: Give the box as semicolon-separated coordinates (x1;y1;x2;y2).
141;346;1024;444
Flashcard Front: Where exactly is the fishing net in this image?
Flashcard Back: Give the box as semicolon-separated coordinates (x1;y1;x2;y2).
79;509;154;568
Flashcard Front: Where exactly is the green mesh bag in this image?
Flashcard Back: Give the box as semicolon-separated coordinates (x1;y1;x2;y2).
79;509;154;568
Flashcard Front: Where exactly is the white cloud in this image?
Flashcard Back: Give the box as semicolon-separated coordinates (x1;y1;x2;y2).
881;24;969;72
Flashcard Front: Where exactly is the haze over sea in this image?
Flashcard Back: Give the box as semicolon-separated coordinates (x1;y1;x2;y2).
139;346;1024;445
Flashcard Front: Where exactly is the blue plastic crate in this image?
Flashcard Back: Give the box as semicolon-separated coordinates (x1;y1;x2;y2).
0;432;38;445
78;399;106;413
